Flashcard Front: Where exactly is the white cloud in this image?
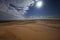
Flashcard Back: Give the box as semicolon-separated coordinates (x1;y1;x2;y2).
0;0;34;20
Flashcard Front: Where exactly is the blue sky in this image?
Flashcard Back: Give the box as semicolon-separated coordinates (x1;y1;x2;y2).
25;0;60;18
0;0;60;20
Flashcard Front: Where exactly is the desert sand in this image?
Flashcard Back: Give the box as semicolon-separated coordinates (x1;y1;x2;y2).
0;19;60;40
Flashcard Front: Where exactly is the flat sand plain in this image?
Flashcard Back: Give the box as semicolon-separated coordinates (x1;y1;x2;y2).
0;19;60;40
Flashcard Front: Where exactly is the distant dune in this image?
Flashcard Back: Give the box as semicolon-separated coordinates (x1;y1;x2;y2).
0;19;60;40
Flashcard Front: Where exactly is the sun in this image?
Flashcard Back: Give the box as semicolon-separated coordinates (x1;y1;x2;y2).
36;1;43;8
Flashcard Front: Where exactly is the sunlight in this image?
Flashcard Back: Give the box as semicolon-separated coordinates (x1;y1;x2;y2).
36;1;43;8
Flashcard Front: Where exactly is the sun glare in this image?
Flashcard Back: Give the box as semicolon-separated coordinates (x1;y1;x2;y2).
36;1;43;8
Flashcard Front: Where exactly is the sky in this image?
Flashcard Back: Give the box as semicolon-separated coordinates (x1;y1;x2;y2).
0;0;60;20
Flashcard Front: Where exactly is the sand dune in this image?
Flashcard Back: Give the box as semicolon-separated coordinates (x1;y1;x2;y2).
0;19;60;40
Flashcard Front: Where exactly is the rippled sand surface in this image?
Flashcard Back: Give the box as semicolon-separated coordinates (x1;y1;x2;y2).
0;19;60;40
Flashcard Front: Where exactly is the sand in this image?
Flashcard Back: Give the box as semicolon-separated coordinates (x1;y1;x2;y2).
0;19;60;40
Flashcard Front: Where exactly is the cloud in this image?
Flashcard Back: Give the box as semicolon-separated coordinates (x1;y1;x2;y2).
0;0;34;20
29;15;60;19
